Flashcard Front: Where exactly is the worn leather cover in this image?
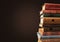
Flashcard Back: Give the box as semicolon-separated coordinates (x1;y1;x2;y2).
38;38;60;42
43;17;60;24
39;17;60;27
44;27;60;32
40;10;60;14
43;32;60;36
38;28;60;36
42;3;60;10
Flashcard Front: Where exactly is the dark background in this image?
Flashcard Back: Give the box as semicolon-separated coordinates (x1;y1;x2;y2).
1;0;60;42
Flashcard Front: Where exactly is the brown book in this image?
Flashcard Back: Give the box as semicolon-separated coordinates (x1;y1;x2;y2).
38;38;60;42
44;27;60;32
38;28;60;42
42;3;60;10
39;17;60;27
43;32;60;36
38;28;60;36
43;17;60;25
40;10;60;14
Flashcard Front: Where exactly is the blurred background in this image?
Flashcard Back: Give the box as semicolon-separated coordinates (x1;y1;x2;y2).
1;0;60;42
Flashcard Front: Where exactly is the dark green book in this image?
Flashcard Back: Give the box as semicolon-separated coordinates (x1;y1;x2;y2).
40;13;60;17
44;27;60;32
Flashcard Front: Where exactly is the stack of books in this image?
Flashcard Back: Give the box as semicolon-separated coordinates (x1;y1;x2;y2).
37;3;60;42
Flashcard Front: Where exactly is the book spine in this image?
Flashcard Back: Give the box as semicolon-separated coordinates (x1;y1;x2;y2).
42;3;60;10
41;13;60;17
43;32;60;36
39;17;60;27
44;27;60;32
41;38;60;42
43;17;60;25
38;28;60;36
40;10;60;14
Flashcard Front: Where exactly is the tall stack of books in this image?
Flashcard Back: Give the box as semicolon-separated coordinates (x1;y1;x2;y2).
37;3;60;42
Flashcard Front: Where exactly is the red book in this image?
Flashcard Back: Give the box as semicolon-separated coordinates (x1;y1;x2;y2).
40;10;60;14
43;32;60;36
42;3;60;10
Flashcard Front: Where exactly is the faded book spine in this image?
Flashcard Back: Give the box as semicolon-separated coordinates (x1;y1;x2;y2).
38;28;60;36
38;38;60;42
40;10;60;13
44;27;60;32
40;10;60;14
42;3;60;10
43;32;60;36
39;17;60;27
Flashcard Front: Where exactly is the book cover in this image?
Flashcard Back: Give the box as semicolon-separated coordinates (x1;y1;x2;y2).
43;32;60;36
38;38;60;42
37;32;60;42
40;10;60;14
39;17;60;27
44;27;60;32
42;3;60;10
38;28;60;36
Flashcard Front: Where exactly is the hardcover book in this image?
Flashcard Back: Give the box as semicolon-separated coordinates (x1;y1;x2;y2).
38;28;60;36
40;13;60;17
37;32;60;42
42;3;60;10
40;10;60;14
38;38;60;42
39;17;60;27
37;3;60;42
44;27;60;32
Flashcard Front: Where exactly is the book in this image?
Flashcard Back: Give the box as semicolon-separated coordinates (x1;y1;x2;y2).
42;3;60;10
40;13;60;17
39;17;60;27
40;10;60;15
44;27;60;32
38;28;60;36
38;38;60;42
43;32;60;36
38;27;60;32
37;32;60;42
